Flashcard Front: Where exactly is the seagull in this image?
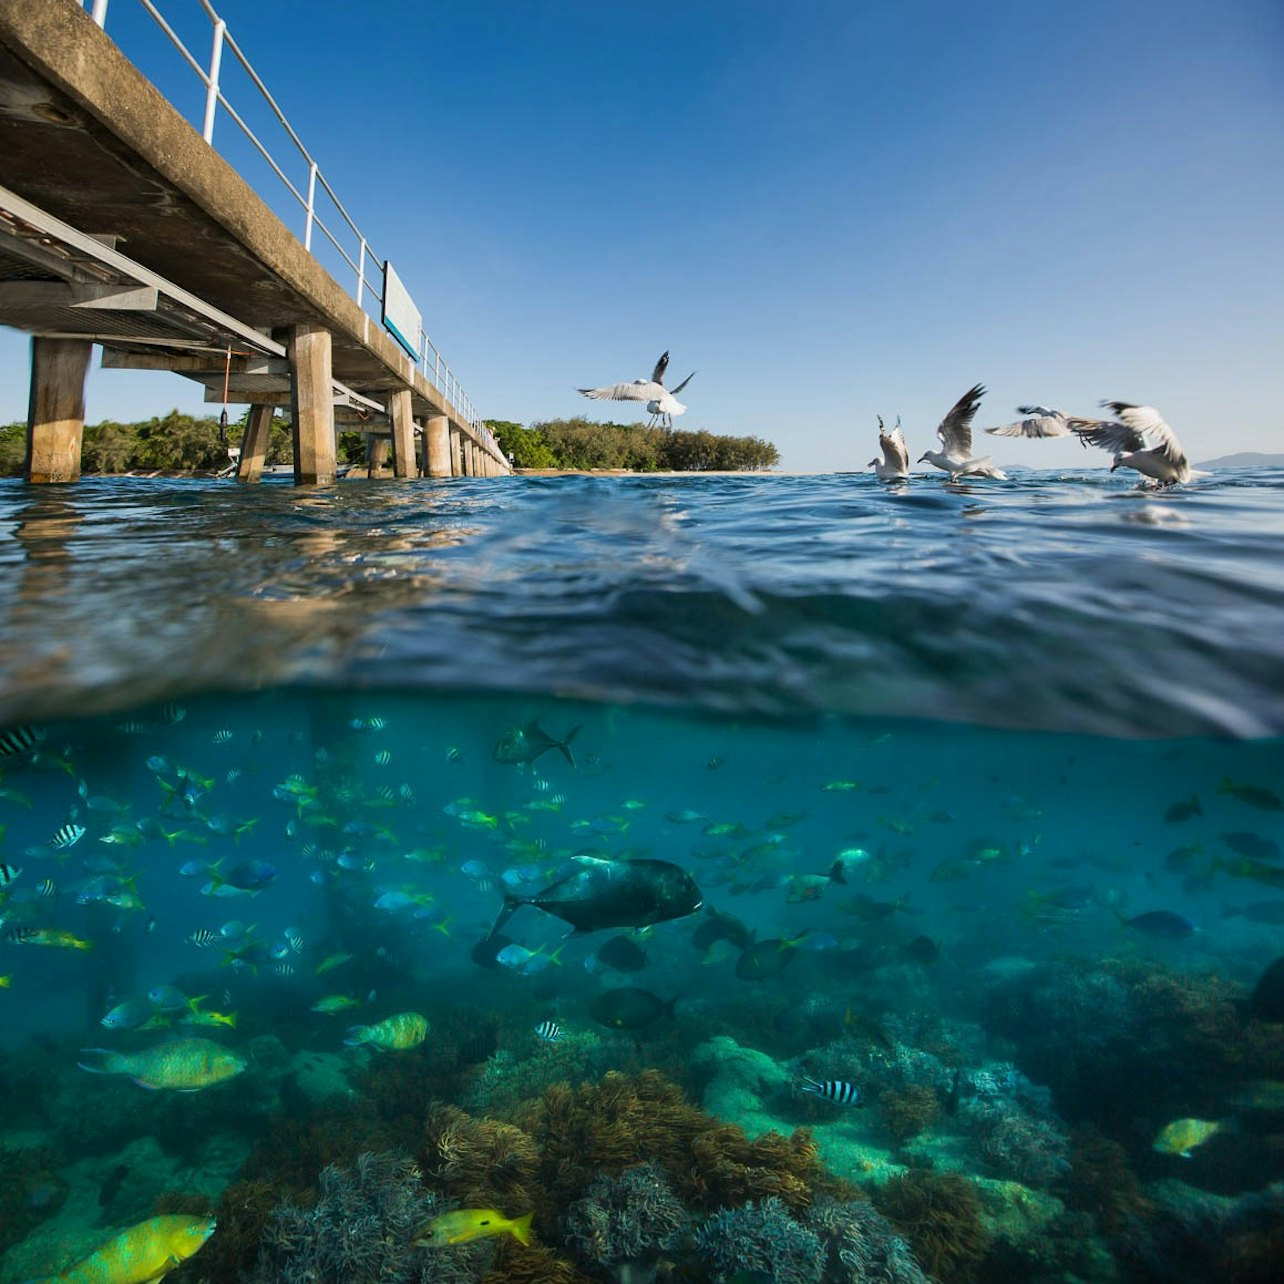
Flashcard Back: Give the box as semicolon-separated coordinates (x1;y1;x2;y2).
1072;402;1194;485
578;351;696;429
917;384;1008;480
984;405;1079;438
869;415;909;481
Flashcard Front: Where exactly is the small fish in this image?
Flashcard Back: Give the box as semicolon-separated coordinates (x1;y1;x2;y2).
822;780;861;792
414;1208;534;1249
1164;794;1202;823
534;1019;564;1042
0;862;20;886
1153;1117;1224;1158
1122;909;1197;938
1221;832;1282;862
312;994;361;1013
349;716;388;731
0;975;10;988
446;746;463;763
496;942;563;976
42;823;87;853
0;724;43;759
800;1077;862;1106
344;1011;428;1051
179;1008;237;1029
6;926;93;950
374;749;393;766
492;719;581;768
212;730;234;744
159;702;187;724
148;985;203;1013
589;986;676;1030
706;756;726;771
284;927;305;954
225;768;242;785
38;877;57;898
1218;778;1283;812
102;999;160;1031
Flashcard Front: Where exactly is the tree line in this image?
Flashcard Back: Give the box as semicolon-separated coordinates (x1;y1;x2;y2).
487;417;780;471
0;410;781;476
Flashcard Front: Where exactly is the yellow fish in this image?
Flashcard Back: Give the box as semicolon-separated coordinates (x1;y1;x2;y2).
1153;1117;1223;1158
0;974;11;988
344;1011;428;1051
179;1009;237;1029
315;951;354;975
77;1037;246;1091
29;1213;216;1283
414;1208;534;1248
312;994;361;1014
8;927;94;950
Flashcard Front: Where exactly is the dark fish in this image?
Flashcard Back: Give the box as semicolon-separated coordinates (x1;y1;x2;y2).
735;936;800;980
946;1068;962;1117
1218;778;1284;812
1164;794;1202;823
800;1077;862;1106
0;724;42;758
1222;832;1281;862
491;719;581;767
1249;956;1284;1023
1123;910;1196;938
595;935;648;972
1165;844;1204;872
98;1163;129;1206
488;855;701;938
471;932;516;970
690;905;754;953
589;987;676;1030
904;934;940;964
838;893;909;921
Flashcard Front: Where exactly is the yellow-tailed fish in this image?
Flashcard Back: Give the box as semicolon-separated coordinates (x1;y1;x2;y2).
1153;1117;1224;1158
344;1011;428;1051
312;994;361;1014
28;1213;216;1283
77;1037;246;1090
5;926;93;950
179;1008;237;1029
414;1208;534;1248
315;951;354;975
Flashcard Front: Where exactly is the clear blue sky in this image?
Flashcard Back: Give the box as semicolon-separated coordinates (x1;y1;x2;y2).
3;0;1282;470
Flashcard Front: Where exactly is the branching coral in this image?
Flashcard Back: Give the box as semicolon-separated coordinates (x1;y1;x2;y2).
879;1084;942;1144
465;1030;620;1116
423;1102;541;1213
873;1171;992;1283
562;1161;690;1270
1066;1126;1154;1241
693;1196;825;1284
806;1195;931;1284
248;1150;493;1284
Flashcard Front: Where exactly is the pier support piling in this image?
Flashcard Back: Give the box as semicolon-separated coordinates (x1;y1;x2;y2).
25;337;93;483
289;323;336;485
449;424;463;477
236;403;274;483
367;436;391;476
425;414;451;478
387;388;415;478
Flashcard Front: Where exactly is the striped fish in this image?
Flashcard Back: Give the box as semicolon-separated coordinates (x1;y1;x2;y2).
374;750;392;766
0;725;42;758
160;702;186;725
800;1077;862;1106
187;929;220;948
213;730;234;744
38;878;57;898
49;824;87;851
0;863;20;886
284;927;305;954
533;1019;563;1043
398;784;415;802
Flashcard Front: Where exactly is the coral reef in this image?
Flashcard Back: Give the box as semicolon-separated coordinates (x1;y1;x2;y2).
806;1195;931;1283
465;1029;622;1116
693;1196;825;1284
0;1144;67;1256
879;1084;941;1144
873;1171;992;1283
562;1161;690;1273
423;1102;541;1213
248;1150;494;1284
1066;1126;1154;1241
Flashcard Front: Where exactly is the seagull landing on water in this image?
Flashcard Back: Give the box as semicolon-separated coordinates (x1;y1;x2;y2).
917;384;1008;480
578;351;696;430
1072;402;1195;485
869;416;909;481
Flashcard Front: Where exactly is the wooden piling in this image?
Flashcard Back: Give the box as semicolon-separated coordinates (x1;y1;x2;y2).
25;337;93;483
289;323;335;485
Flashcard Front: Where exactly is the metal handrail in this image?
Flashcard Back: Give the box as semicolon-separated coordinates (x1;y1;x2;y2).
83;0;492;443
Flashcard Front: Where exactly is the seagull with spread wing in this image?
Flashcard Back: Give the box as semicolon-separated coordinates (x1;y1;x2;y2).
984;405;1079;438
1072;402;1194;484
917;383;1008;480
869;415;909;481
578;350;696;429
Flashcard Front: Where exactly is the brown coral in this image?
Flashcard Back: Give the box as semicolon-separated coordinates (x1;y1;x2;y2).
879;1084;942;1144
873;1170;992;1283
423;1102;541;1212
483;1240;591;1284
1067;1126;1154;1240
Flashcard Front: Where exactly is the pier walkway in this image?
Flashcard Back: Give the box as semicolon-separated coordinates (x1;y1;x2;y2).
0;0;508;483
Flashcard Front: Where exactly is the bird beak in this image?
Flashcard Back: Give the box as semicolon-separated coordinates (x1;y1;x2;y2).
1109;457;1121;472
916;453;928;463
868;459;878;468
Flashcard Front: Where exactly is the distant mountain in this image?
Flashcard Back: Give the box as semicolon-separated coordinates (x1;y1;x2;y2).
1196;452;1284;468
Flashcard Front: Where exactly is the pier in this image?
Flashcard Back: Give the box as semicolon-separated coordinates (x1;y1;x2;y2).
0;0;508;483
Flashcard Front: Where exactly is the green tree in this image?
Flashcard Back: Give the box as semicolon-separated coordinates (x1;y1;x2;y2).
0;421;25;477
487;419;558;469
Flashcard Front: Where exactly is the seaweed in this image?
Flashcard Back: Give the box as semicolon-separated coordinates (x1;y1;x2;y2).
873;1171;992;1283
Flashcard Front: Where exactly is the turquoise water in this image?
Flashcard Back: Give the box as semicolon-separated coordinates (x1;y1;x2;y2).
1;472;1283;1283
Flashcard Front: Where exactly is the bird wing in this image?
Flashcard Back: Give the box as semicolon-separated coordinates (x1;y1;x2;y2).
985;408;1070;438
936;384;986;455
880;423;909;471
1071;414;1146;455
670;371;697;396
651;351;670;386
1104;402;1185;463
578;380;664;402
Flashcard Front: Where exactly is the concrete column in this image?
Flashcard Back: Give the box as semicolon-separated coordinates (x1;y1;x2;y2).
387;388;415;479
463;438;476;476
368;436;391;477
26;337;93;483
236;403;274;483
425;414;451;478
449;425;463;477
289;323;336;485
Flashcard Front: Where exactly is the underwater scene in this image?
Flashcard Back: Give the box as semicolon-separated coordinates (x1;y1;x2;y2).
1;473;1283;1284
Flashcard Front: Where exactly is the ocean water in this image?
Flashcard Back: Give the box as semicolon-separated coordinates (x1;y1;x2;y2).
1;470;1283;1283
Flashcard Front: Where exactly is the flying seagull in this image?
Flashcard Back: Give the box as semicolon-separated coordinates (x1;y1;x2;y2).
917;384;1008;480
984;405;1080;438
869;415;909;481
578;350;696;429
1072;402;1194;485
